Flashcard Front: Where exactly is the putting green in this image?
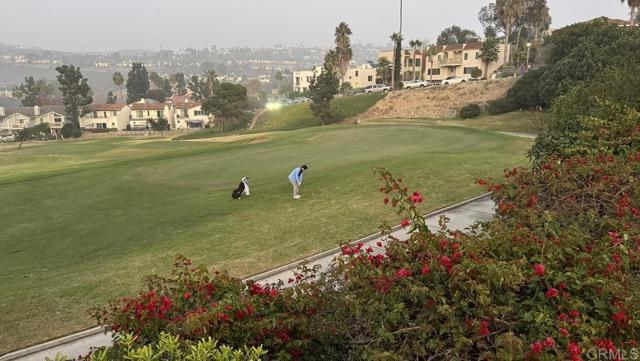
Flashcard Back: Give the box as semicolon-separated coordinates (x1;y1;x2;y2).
0;124;531;353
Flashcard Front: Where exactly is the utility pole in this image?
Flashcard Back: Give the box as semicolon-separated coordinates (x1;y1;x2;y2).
526;42;532;69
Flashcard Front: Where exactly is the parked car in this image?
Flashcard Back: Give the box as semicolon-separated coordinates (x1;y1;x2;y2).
403;80;430;89
0;134;15;143
442;76;468;85
364;84;391;93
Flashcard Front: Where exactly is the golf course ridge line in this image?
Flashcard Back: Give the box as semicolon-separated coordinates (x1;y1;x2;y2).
0;192;493;361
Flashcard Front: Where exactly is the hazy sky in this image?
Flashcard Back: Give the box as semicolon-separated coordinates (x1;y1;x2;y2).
0;0;631;52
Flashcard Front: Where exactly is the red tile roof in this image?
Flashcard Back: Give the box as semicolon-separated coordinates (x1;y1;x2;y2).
90;104;125;111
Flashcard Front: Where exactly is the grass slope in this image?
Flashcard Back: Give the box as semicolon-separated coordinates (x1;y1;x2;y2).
0;125;531;353
362;112;542;134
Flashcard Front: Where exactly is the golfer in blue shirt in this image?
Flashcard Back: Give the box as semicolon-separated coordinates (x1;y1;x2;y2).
288;164;308;199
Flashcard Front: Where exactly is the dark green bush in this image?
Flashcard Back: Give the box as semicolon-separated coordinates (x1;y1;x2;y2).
70;128;82;138
486;98;517;115
61;123;73;138
459;104;481;119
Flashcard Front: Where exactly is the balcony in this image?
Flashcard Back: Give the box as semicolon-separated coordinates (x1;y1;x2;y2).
438;56;463;66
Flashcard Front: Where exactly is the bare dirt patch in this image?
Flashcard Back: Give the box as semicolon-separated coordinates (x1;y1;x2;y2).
356;78;516;120
185;132;273;143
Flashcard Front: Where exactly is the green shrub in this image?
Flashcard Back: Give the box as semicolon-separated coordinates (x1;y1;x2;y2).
459;103;481;119
61;123;73;138
470;68;482;79
70;128;82;138
505;68;545;108
486;98;517;115
50;332;267;361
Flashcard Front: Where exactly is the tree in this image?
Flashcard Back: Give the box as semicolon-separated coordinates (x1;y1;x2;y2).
170;73;187;96
145;88;167;103
112;72;124;103
324;50;340;75
12;76;42;106
56;65;93;131
149;72;164;89
334;22;353;83
424;45;439;83
376;57;392;85
106;91;117;104
339;82;353;96
390;32;403;89
436;25;479;45
188;75;209;101
274;71;284;94
245;79;267;107
309;63;339;125
621;0;640;26
148;117;169;137
501;0;526;63
201;83;248;132
204;70;218;98
408;39;423;80
480;36;501;79
16;123;50;150
126;63;150;103
522;0;551;42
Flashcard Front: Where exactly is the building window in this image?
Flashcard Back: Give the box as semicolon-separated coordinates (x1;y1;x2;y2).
355;70;359;77
464;53;468;60
368;75;373;81
111;122;115;126
415;59;421;67
295;77;300;85
103;111;107;118
146;111;150;116
137;111;144;118
194;110;203;116
438;55;442;61
93;111;98;118
96;123;107;129
157;111;164;118
463;67;479;74
54;115;62;123
476;52;480;59
427;68;441;76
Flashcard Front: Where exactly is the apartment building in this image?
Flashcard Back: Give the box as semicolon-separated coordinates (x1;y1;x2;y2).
0;105;66;135
81;104;130;130
378;41;507;83
169;96;210;129
126;99;172;130
293;64;377;93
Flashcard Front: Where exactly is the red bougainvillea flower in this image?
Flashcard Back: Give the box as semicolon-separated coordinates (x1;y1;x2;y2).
545;288;559;299
277;330;290;343
529;341;543;354
543;337;555;348
383;197;389;205
400;219;410;227
533;263;545;277
376;241;383;247
479;320;490;337
567;342;582;360
410;192;424;204
559;328;569;337
569;309;580;318
366;246;374;253
395;268;412;278
612;310;629;326
183;292;191;300
421;264;431;275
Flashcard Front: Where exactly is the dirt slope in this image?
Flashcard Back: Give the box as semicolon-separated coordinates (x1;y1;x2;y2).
357;78;517;120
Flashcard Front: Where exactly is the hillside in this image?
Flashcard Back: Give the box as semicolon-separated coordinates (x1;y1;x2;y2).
254;93;385;131
357;78;517;120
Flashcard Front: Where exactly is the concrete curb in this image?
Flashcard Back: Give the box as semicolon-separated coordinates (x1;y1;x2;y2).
0;192;493;361
0;327;107;361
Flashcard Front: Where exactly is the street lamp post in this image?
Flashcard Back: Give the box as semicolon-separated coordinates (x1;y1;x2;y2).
526;43;532;69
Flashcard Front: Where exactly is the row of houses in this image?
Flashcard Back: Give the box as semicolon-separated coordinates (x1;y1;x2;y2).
0;96;211;135
292;41;508;92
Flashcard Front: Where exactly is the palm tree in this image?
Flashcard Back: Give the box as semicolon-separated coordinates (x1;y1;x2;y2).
390;32;403;89
334;22;353;83
424;45;438;83
501;0;526;64
480;37;500;79
112;72;124;103
409;40;423;80
621;0;640;26
204;70;217;98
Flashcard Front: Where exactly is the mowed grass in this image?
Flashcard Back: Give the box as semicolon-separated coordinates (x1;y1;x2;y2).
0;124;531;353
363;111;542;134
254;93;386;131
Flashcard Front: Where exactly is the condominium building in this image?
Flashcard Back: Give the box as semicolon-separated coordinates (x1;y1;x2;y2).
378;41;507;83
293;64;377;93
0;105;66;136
